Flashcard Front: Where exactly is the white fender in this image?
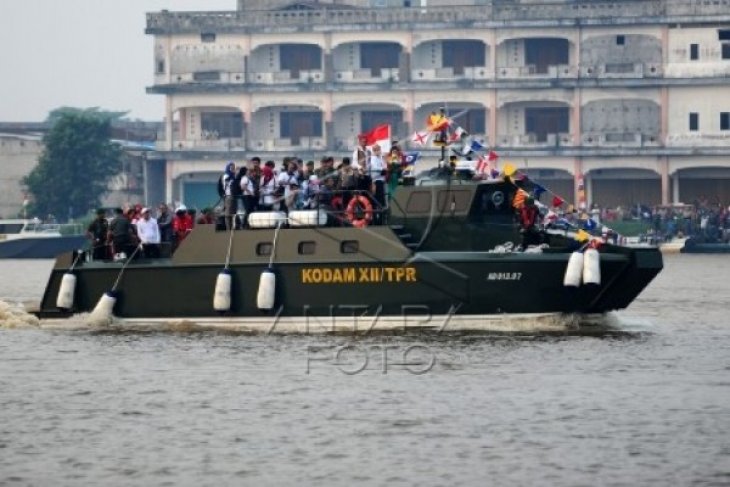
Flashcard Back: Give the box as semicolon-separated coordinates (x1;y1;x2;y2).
213;271;232;312
288;210;328;227
56;273;77;310
87;292;117;326
563;251;584;287
256;270;276;311
582;248;601;285
248;211;287;229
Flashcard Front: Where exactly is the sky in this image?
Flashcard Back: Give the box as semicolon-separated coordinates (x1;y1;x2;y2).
0;0;235;122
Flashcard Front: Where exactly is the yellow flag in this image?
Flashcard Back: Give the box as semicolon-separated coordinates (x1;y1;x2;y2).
503;163;517;177
575;229;590;242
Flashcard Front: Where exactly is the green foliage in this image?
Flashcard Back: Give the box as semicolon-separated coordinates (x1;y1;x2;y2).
46;106;129;126
23;112;123;220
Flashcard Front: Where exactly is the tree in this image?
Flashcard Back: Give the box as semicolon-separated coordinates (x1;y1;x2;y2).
23;112;123;220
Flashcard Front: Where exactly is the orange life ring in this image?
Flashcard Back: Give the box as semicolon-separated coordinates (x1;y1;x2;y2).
346;195;373;228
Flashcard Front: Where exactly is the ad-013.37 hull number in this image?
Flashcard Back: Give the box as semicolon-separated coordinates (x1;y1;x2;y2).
487;272;522;281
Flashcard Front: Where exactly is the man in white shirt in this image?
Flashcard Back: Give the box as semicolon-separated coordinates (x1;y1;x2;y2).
367;144;387;224
136;207;161;258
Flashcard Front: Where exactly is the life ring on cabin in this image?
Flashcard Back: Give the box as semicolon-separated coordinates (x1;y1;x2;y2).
346;195;373;228
492;190;505;207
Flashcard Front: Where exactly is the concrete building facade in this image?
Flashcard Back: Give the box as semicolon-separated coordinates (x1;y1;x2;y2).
146;0;730;209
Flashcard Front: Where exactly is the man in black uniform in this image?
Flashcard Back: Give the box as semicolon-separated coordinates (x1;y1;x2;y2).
86;209;109;260
108;208;136;259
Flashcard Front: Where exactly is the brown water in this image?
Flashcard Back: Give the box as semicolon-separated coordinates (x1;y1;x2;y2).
0;255;729;486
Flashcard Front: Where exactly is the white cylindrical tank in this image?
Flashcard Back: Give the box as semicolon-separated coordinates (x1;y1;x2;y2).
563;251;584;287
256;269;276;311
213;271;233;312
87;292;117;326
55;273;77;310
582;248;601;285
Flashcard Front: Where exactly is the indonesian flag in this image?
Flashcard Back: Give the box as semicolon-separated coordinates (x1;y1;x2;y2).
411;131;430;147
361;124;391;153
487;150;499;162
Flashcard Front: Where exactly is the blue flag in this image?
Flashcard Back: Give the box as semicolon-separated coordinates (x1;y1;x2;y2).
583;218;597;231
404;151;420;166
533;184;546;199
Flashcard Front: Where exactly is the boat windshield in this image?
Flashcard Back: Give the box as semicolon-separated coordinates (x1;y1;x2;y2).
0;223;25;234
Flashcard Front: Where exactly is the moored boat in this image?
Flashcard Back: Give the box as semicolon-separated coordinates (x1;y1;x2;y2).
35;177;663;329
0;219;86;259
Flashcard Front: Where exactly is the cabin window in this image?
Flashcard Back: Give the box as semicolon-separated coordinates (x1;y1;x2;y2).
719;29;730;41
298;241;316;255
201;33;216;43
437;190;471;212
405;191;431;213
723;43;730;60
721;112;730;131
256;242;273;256
341;241;359;254
616;35;625;46
156;60;165;74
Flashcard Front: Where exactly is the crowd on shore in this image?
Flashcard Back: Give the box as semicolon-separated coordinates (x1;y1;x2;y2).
577;198;730;244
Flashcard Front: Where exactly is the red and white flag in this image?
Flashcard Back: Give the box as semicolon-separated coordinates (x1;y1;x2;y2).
449;125;467;143
411;131;430;147
361;124;391;153
475;154;489;175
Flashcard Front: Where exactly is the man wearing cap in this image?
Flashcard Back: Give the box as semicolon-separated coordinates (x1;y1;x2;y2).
136;207;161;258
86;209;109;261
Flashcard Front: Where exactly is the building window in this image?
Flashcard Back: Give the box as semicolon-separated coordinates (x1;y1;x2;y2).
201;112;243;138
201;33;216;43
689;112;699;132
156;60;165;74
719;29;730;41
616;35;625;46
721;112;730;131
280;111;323;142
340;241;359;254
690;44;699;60
256;243;272;256
723;43;730;60
298;241;316;255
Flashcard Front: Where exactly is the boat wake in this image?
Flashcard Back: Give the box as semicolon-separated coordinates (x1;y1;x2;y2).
26;310;653;337
0;300;40;329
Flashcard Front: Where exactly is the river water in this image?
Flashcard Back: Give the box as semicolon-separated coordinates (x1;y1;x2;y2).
0;255;729;486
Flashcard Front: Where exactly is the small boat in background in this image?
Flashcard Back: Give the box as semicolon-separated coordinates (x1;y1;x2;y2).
0;219;86;259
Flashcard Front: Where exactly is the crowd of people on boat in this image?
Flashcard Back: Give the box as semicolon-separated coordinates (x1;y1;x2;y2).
217;145;407;230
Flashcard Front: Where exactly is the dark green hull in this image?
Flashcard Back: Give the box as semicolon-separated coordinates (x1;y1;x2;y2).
38;227;662;319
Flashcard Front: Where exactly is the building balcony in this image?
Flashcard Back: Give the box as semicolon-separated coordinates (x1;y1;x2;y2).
158;137;246;151
665;63;730;78
496;64;577;80
411;66;491;82
249;69;325;84
146;2;730;36
496;133;574;148
581;133;660;147
249;137;326;152
166;71;247;84
580;63;662;79
334;68;399;83
665;133;730;147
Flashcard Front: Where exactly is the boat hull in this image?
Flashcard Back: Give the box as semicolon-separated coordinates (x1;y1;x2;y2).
0;235;87;259
38;248;663;319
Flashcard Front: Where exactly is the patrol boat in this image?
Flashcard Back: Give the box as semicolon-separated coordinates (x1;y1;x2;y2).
36;175;663;332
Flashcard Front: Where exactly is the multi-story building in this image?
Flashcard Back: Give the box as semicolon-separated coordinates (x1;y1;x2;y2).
146;0;730;209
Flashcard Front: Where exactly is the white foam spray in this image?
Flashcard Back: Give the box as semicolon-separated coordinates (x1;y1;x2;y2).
0;300;40;329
